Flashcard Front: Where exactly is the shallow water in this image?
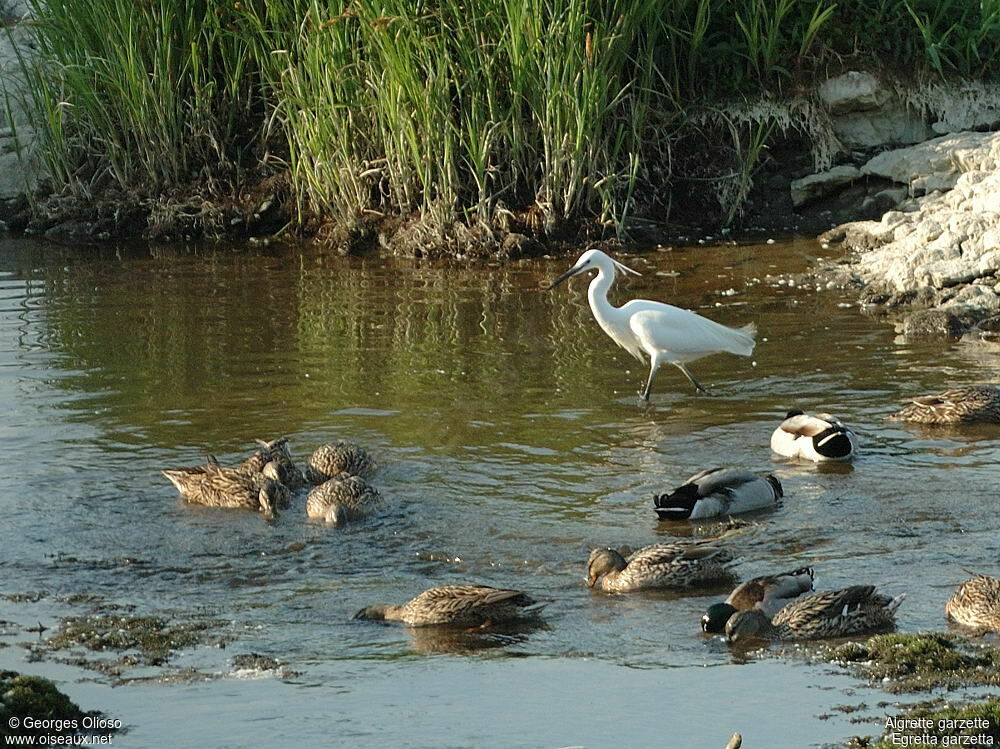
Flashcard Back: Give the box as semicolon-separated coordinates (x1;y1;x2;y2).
0;237;998;748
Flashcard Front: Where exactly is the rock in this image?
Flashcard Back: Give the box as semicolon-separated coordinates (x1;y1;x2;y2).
818;72;887;115
898;309;968;338
0;2;33;23
927;81;1000;134
790;165;861;207
0;21;42;199
860;186;908;215
0;671;87;731
861;131;1000;193
832;107;936;149
817;72;934;148
824;131;1000;330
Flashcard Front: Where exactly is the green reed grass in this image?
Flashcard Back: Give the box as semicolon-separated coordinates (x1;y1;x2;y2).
21;0;274;197
13;0;1000;239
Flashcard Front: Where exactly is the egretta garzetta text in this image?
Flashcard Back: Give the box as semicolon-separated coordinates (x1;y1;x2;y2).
548;249;756;400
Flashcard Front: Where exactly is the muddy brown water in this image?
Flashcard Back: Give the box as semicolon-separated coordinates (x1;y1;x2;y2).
0;236;997;748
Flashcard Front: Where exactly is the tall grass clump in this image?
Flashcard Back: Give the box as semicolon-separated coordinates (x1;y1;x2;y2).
904;0;1000;79
20;0;277;201
11;0;1000;244
276;0;666;242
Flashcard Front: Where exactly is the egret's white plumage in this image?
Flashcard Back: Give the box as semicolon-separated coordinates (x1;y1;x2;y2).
548;249;755;400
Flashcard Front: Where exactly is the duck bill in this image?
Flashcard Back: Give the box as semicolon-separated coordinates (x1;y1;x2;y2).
548;265;584;290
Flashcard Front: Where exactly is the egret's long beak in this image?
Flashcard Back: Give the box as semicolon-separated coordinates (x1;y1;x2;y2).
547;264;585;290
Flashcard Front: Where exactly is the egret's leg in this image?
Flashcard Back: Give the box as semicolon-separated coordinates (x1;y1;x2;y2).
675;363;710;394
640;358;661;401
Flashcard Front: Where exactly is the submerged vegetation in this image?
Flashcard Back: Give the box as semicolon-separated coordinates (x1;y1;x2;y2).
829;632;1000;693
0;671;95;736
9;0;1000;249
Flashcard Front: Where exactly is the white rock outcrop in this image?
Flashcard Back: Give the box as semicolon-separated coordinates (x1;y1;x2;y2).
817;71;935;148
828;131;1000;320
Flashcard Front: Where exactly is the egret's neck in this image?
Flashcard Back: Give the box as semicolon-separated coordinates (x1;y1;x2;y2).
586;267;620;326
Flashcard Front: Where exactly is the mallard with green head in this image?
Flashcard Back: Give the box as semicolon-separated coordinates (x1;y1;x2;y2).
946;573;1000;631
725;585;905;642
586;540;736;593
162;460;289;520
702;566;815;633
354;584;542;627
890;385;1000;424
306;473;383;524
306;441;378;484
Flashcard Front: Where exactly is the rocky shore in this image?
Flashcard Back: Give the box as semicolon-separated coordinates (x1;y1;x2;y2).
815;128;1000;338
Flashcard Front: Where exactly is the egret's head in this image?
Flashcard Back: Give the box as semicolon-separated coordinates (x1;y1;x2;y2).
547;249;640;289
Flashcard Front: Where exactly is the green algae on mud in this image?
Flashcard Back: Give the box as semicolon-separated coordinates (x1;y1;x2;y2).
828;633;1000;693
32;614;230;677
0;671;107;738
849;698;1000;748
831;634;1000;748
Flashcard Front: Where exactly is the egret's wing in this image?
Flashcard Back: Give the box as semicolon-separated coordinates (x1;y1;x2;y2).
626;303;755;359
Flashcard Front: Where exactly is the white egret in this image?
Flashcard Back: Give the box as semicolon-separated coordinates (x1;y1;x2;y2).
548;249;756;400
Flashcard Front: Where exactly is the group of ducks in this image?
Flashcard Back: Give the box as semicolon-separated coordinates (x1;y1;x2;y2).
162;437;383;524
160;398;1000;639
587;398;1000;640
346;400;1000;639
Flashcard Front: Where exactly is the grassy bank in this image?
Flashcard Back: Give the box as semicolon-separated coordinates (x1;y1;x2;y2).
9;0;1000;250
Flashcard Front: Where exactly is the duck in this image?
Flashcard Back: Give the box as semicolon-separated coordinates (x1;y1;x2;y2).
890;385;1000;424
586;540;736;593
306;441;378;484
354;584;543;627
945;573;1000;631
239;437;308;489
725;585;905;642
769;410;858;462
654;467;782;520
306;473;383;524
701;566;815;633
162;460;289;520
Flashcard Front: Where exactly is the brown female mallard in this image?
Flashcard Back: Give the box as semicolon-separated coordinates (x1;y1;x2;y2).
239;437;308;489
354;584;542;627
890;385;1000;424
162;460;289;520
306;473;383;524
586;540;736;593
946;573;1000;631
725;585;905;642
306;441;378;484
